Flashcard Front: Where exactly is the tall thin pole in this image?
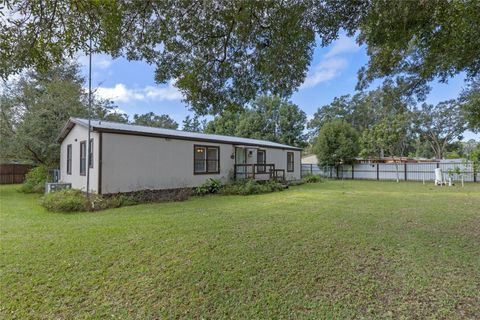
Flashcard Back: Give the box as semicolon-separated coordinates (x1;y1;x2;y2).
86;37;92;197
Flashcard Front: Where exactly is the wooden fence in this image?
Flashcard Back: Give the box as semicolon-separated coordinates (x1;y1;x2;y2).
0;164;34;184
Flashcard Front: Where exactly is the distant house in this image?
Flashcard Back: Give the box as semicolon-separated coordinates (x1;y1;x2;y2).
301;154;318;165
57;118;302;194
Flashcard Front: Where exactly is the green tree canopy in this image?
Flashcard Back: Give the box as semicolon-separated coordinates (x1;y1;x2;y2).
356;1;480;94
2;2;478;114
413;100;467;159
360;113;412;181
313;120;359;167
206;95;307;147
182;115;207;133
133;112;178;129
360;113;412;160
0;62;121;166
2;1;365;114
204;111;241;136
308;81;415;137
459;76;480;132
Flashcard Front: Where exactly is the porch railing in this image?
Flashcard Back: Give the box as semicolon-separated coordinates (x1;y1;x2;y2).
234;164;285;181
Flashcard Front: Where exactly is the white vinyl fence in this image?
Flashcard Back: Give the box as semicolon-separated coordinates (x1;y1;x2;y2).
301;161;478;182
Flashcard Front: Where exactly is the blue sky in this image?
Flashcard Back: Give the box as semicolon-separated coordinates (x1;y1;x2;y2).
79;34;478;140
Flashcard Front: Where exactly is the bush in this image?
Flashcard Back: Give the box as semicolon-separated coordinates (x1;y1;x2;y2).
42;190;140;212
19;166;49;193
109;188;192;203
41;189;88;212
108;194;138;207
301;174;322;184
288;180;305;186
194;178;222;196
221;179;286;195
41;187;192;213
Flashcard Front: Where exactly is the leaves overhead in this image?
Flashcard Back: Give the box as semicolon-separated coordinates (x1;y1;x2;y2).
459;75;480;132
356;0;480;94
0;0;364;114
1;1;478;115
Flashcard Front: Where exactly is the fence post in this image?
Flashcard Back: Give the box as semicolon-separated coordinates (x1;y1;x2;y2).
336;166;339;179
352;163;354;179
376;163;379;180
474;161;477;183
310;164;313;175
404;162;407;181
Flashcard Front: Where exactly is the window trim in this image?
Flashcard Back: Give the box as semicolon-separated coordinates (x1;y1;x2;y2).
287;152;294;172
257;149;266;173
66;144;72;175
193;145;220;175
88;138;94;169
80;140;86;176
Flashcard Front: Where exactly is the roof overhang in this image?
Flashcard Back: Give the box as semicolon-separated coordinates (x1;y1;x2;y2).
93;127;302;151
233;145;261;149
57;119;77;143
57;118;303;151
57;118;97;143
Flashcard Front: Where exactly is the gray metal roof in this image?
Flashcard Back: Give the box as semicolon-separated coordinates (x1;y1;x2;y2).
59;117;302;150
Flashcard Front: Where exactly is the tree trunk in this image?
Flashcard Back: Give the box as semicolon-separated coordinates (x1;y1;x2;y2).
392;156;399;182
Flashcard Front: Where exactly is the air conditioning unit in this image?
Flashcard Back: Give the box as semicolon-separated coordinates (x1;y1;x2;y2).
45;182;72;194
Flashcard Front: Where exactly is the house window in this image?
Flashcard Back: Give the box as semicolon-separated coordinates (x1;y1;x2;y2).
194;145;220;174
287;152;294;172
88;138;94;168
66;144;72;175
257;150;266;173
80;141;86;176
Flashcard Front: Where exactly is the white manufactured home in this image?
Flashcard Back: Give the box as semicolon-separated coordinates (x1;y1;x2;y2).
57;118;302;194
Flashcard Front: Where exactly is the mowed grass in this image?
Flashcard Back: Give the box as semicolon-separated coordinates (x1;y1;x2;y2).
1;181;479;319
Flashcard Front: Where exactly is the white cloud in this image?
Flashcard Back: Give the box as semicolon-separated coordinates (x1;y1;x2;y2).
95;55;113;69
299;34;359;90
144;82;182;101
324;35;360;59
95;81;182;103
96;84;143;103
111;107;127;114
77;53;113;70
300;58;347;89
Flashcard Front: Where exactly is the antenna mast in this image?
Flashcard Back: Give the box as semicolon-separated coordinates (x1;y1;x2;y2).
86;37;92;197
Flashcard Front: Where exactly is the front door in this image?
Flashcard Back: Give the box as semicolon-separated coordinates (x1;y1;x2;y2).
235;147;246;177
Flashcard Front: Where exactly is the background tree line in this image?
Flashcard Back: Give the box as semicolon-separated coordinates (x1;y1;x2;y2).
2;1;479;168
309;81;479;169
0;61;307;166
1;60;478;169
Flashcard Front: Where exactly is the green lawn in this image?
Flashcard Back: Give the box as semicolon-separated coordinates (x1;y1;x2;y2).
1;181;479;319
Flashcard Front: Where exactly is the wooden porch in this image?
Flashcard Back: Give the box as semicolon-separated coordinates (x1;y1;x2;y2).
234;163;285;181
